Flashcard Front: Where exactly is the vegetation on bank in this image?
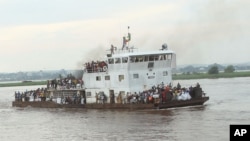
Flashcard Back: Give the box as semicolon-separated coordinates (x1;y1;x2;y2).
1;71;250;87
173;71;250;80
1;64;250;87
173;64;250;80
0;81;47;87
0;72;82;87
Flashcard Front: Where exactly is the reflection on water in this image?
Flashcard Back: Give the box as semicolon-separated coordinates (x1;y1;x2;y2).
0;77;250;141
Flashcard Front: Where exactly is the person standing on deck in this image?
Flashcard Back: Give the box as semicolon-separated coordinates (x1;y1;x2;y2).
68;79;72;89
122;26;131;50
111;44;115;54
177;82;181;90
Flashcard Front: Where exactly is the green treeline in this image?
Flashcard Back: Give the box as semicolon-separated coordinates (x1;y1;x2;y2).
1;64;250;87
173;64;250;80
0;81;47;87
1;71;250;87
173;71;250;80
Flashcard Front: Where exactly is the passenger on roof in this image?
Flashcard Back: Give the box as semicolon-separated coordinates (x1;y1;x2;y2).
111;44;115;54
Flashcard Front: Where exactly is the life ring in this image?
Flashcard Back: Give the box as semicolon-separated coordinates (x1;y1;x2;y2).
103;66;108;71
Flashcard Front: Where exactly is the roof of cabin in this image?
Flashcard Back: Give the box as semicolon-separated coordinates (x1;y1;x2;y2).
109;49;175;58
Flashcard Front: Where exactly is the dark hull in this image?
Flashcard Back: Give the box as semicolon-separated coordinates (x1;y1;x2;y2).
12;97;209;110
156;97;209;109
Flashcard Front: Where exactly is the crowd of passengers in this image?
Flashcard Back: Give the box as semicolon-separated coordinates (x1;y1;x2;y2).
14;81;204;104
14;87;85;104
85;61;108;73
14;87;48;102
47;78;84;90
114;82;204;104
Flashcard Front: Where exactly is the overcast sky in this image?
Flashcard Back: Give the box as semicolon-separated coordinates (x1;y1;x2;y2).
0;0;249;72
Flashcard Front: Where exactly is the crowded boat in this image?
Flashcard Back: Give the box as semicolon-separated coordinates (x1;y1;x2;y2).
14;81;206;106
12;28;209;109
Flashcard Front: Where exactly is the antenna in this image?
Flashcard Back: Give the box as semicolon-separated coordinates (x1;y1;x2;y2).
127;26;130;47
122;26;131;50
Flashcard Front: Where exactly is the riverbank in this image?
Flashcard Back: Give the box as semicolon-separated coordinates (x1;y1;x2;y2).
0;81;46;87
173;71;250;80
1;71;250;87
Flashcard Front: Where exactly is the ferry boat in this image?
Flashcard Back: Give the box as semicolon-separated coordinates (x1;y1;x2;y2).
12;28;209;109
83;33;176;103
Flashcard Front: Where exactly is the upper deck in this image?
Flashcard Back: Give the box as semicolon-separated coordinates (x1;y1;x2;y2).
109;47;175;58
83;29;176;74
84;46;176;74
82;29;177;94
106;47;176;70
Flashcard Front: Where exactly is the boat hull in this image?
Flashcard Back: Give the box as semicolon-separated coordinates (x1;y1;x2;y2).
12;97;209;110
156;97;209;109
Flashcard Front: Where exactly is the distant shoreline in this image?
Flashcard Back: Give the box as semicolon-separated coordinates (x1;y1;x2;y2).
1;71;250;87
173;71;250;80
0;81;47;87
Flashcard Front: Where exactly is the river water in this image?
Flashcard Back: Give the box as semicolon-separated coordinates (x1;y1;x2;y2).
0;77;250;141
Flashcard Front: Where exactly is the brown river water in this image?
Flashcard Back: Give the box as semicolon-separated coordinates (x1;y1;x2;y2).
0;77;250;141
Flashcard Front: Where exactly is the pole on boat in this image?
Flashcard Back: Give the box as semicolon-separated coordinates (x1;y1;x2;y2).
122;26;130;50
127;26;130;47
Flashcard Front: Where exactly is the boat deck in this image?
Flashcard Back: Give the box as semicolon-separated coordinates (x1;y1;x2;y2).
12;97;209;110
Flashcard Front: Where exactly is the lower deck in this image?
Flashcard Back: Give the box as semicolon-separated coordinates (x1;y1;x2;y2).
12;97;209;110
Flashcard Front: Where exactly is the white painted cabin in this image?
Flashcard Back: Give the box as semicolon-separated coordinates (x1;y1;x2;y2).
82;46;176;104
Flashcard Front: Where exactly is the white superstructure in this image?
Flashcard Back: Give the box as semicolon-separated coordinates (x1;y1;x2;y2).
82;31;176;103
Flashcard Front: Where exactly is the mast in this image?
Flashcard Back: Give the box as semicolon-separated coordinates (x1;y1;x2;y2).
122;26;131;50
127;26;130;47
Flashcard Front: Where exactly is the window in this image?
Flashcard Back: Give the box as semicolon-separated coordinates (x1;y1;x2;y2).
96;76;101;81
159;55;165;60
135;56;139;62
154;55;159;61
108;58;114;64
119;75;124;82
133;74;139;79
144;56;149;62
134;56;144;62
86;92;91;97
167;54;172;60
149;55;154;61
148;62;154;68
130;57;136;63
119;91;125;96
148;76;155;79
105;75;110;80
122;57;128;63
163;71;168;76
138;56;144;62
115;58;121;63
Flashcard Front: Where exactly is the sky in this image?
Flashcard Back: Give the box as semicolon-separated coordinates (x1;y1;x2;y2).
0;0;249;73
